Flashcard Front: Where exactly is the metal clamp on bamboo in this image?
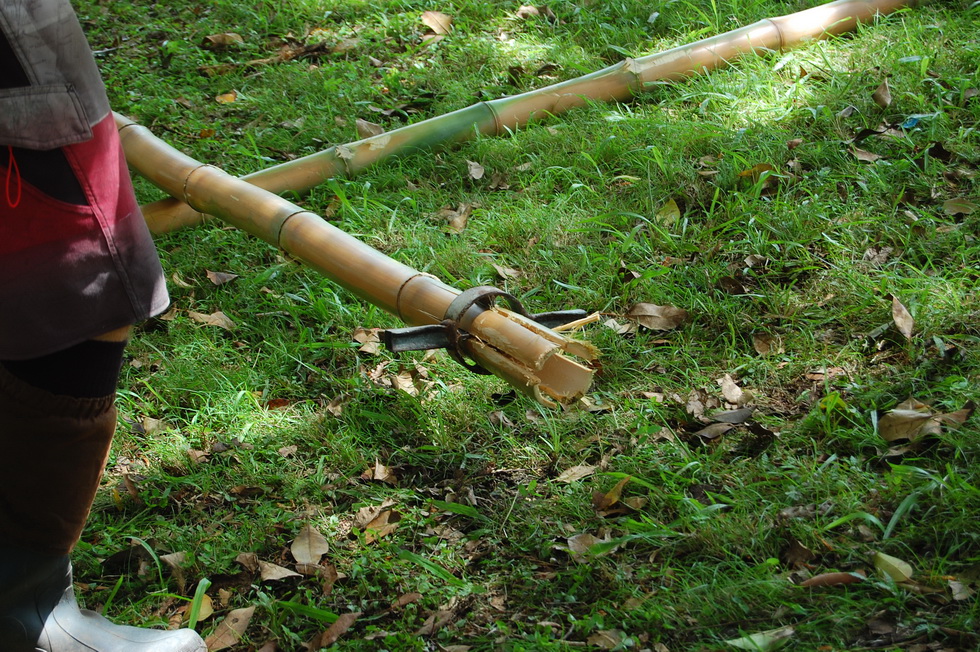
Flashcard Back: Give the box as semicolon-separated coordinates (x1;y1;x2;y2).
115;114;598;406
383;286;588;374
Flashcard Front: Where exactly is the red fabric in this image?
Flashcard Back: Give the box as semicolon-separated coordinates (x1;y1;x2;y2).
0;114;169;359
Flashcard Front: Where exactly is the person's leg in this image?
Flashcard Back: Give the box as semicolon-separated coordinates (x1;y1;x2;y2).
0;330;206;652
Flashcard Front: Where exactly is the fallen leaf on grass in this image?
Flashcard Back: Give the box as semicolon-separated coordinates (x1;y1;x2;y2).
362;510;401;544
515;5;557;20
874;551;913;582
800;571;865;587
492;263;521;280
587;630;625;650
421;11;453;34
390;592;423;610
878;398;973;442
891;296;914;339
656;198;681;226
361;460;398;485
718;374;748;406
188;310;236;331
725;625;796;651
415;608;456;636
626;303;688;331
308;611;361;650
693;422;734;441
752;333;783;355
943;198;977;216
950;580;974;601
291;524;330;565
259;560;302;582
872;79;892;108
467;160;485;180
556;464;597;483
215;91;238;104
355;118;384;139
352;327;382;354
564;532;617;563
202;33;244;49
852;147;882;163
206;270;238;285
205;605;255;651
432;203;473;233
159;552;188;593
592;476;630;512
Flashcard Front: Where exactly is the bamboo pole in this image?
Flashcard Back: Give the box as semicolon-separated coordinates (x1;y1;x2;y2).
138;0;917;234
115;114;597;406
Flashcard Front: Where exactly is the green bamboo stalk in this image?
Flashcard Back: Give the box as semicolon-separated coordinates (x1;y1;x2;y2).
137;0;917;233
115;113;597;406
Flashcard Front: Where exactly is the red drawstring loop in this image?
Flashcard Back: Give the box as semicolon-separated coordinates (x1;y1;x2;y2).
5;145;22;209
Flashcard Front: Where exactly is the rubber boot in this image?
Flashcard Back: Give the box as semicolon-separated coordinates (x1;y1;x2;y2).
0;358;207;650
0;548;206;651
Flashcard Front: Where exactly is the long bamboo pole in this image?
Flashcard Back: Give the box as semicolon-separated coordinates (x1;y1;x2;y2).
138;0;917;234
115;114;597;406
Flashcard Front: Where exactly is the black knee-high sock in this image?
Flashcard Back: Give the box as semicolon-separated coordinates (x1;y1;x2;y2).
1;339;127;398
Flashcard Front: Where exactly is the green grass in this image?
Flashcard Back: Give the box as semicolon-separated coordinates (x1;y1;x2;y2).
73;0;980;649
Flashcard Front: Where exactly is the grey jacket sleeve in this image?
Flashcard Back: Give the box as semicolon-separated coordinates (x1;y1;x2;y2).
0;0;111;149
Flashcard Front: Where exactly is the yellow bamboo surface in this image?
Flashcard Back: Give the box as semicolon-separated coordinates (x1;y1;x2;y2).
115;114;597;406
138;0;916;233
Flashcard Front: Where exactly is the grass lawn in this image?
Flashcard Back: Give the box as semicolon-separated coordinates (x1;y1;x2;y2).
74;0;978;649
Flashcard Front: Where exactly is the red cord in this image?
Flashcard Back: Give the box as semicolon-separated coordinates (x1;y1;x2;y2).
5;145;21;208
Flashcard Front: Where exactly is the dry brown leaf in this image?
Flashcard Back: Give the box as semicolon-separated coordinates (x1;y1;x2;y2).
363;510;401;543
800;571;865;587
693;422;734;441
259;560;302;582
466;160;485;180
592;476;630;511
587;630;624;650
352;327;382;355
555;464;597;483
432;203;473;233
421;10;452;34
308;612;361;650
891;296;914;339
492;263;521;280
943;197;977;216
204;606;255;651
361;459;398;485
950;579;974;601
354;501;396;528
291;524;330;565
718;374;747;406
603;318;636;335
324;396;344;417
878;398;932;442
187;310;236;331
752;333;783;355
852;147;882;163
873;79;892;108
159;552;188;593
206;270;239;285
171;272;194;288
566;532;600;563
355;118;384;139
203;33;244;48
390;592;423;610
626;303;688;331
